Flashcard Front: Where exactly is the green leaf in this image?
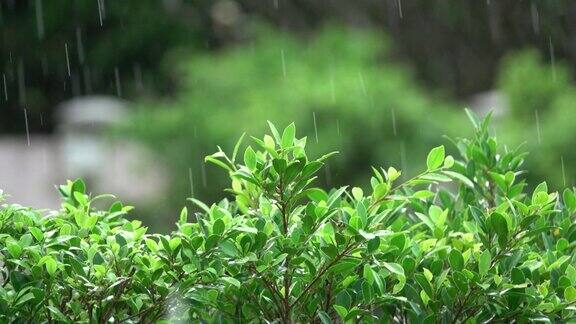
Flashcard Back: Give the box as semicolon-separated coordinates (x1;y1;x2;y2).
318;311;332;324
449;249;464;271
221;276;241;288
443;170;474;188
281;122;296;148
267;121;281;142
333;305;348;319
478;250;491;277
490;212;509;248
29;227;44;242
565;287;576;303
383;262;404;276
213;218;225;235
244;146;257;170
45;257;58;277
7;240;22;259
563;188;576;212
231;132;246;162
426;145;445;170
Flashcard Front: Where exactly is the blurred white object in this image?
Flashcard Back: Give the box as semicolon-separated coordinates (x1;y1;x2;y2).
57;96;128;179
0;96;167;209
467;90;508;118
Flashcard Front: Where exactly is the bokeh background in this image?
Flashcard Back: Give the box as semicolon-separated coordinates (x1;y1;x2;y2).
1;0;575;231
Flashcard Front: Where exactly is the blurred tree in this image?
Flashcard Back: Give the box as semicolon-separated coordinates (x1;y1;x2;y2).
2;0;576;135
497;50;576;190
0;0;207;133
121;25;467;227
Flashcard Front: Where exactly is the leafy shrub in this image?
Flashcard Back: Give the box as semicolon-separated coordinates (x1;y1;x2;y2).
2;113;576;322
122;26;466;224
497;50;576;189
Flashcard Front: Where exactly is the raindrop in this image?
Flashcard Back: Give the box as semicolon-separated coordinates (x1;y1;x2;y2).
280;49;287;78
274;0;279;9
561;156;566;187
2;73;7;101
324;162;332;187
114;67;122;97
391;108;397;136
530;2;540;35
133;63;144;92
23;108;31;147
397;0;403;19
336;119;340;136
17;59;26;106
76;27;85;64
313;112;319;143
35;0;44;40
549;37;556;82
65;43;71;77
358;72;367;96
534;109;541;144
188;167;194;198
97;0;105;26
201;159;207;188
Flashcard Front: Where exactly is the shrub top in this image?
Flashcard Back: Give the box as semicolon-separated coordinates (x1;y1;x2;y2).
1;110;576;323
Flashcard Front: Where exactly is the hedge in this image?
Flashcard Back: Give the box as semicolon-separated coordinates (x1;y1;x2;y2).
1;111;576;323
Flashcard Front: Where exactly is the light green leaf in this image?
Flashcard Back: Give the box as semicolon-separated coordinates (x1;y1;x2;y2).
449;249;464;271
333;305;348;319
565;287;576;302
45;257;58;276
479;250;491;277
281;123;296;148
244;146;257;170
426;145;445;170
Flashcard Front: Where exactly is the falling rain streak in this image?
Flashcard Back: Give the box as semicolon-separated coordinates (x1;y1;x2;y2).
336;119;340;136
313;112;319;143
280;49;287;78
97;0;105;26
397;0;403;19
535;109;541;144
35;0;44;40
358;72;367;96
549;37;556;82
17;60;26;106
188;167;194;198
391;108;397;136
2;74;7;101
114;67;122;97
65;43;71;77
531;2;540;35
23;109;31;147
76;28;85;64
201;159;207;187
561;156;566;187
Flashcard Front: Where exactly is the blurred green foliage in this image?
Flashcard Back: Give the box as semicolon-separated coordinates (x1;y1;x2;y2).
123;26;468;219
1;0;201;133
497;50;576;190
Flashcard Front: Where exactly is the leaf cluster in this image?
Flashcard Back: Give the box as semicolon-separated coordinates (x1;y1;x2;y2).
1;112;576;322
